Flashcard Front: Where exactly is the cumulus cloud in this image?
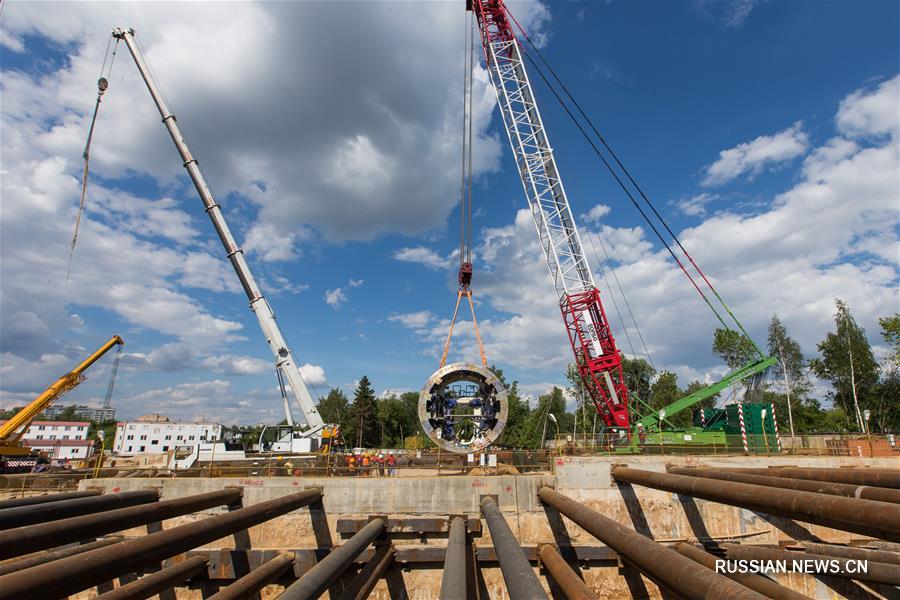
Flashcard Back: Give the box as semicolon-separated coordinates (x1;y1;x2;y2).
583;204;612;222
702;121;809;187
392;246;454;270
298;363;327;386
389;311;434;330
324;278;364;309
836;76;900;139
201;354;271;376
676;193;719;217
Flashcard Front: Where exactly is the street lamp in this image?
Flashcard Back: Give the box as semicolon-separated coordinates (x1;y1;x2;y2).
548;413;560;447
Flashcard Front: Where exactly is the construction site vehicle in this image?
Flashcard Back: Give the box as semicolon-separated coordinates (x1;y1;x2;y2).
0;335;123;473
469;0;776;446
112;28;333;446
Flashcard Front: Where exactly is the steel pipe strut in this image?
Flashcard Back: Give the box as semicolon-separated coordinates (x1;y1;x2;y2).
0;487;322;599
481;497;549;600
207;554;294;600
674;543;811;600
95;555;209;600
0;489;159;530
723;467;900;489
795;542;900;566
0;488;242;560
668;467;900;504
538;544;599;600
278;517;385;600
611;467;900;542
721;544;900;586
0;489;101;510
0;536;124;575
336;544;395;600
538;487;768;600
440;517;468;600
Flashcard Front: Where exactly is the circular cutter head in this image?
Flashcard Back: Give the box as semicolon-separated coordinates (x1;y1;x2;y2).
418;362;508;453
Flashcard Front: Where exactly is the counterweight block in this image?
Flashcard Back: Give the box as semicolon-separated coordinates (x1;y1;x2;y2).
419;363;508;453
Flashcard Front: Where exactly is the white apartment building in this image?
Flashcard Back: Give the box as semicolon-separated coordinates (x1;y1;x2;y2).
112;418;222;455
0;420;94;460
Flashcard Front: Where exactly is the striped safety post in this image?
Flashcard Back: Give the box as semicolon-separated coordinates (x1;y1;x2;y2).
738;403;749;454
770;402;782;452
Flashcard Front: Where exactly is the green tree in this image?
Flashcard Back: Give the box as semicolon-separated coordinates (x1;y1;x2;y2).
565;363;595;437
496;381;530;448
767;314;811;437
713;328;757;401
317;388;351;434
872;315;900;432
377;393;419;447
621;357;655;402
649;371;686;427
810;300;879;431
347;376;379;448
522;387;569;448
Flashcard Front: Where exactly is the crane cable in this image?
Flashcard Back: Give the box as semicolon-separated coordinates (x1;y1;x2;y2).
503;7;764;358
67;37;119;281
440;12;488;369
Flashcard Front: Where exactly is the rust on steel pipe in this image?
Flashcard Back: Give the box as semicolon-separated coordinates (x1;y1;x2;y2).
723;467;900;489
675;543;811;600
0;487;322;599
207;553;294;600
722;544;900;586
0;489;159;530
611;467;900;542
95;555;209;600
0;488;243;560
669;467;900;504
440;516;468;600
336;544;395;600
538;544;599;600
538;487;768;600
0;535;124;574
278;517;385;600
795;542;900;566
481;496;549;600
0;489;101;510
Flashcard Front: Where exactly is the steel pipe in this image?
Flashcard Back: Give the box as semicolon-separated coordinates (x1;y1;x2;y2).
95;555;209;600
0;487;322;599
0;535;123;574
279;517;385;600
538;487;768;600
207;554;294;600
611;467;900;542
722;467;900;489
675;543;811;600
0;489;159;530
0;488;242;560
722;543;900;586
336;544;395;600
669;467;900;504
440;516;468;600
795;542;900;566
538;544;599;600
481;497;549;599
0;489;101;510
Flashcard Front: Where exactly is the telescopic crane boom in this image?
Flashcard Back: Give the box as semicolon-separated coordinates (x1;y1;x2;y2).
469;0;630;430
113;28;325;436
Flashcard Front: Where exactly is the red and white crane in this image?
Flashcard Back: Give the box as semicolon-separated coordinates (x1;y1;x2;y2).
469;0;630;431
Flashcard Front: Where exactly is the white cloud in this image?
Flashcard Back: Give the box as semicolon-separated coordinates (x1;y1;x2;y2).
392;246;453;270
201;354;271;376
676;193;719;217
389;311;434;330
836;76;900;139
583;204;612;222
324;278;364;309
298;363;327;387
702;121;809;186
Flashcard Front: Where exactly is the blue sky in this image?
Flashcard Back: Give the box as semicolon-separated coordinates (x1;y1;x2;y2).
1;1;897;425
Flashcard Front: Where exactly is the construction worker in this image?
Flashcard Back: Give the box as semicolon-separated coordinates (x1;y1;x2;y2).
361;452;371;476
387;451;397;476
347;453;357;476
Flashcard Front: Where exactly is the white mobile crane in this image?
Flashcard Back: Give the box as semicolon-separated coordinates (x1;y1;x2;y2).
112;28;338;452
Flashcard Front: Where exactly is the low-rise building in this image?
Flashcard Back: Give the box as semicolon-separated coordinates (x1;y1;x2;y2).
0;420;94;460
112;415;222;455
